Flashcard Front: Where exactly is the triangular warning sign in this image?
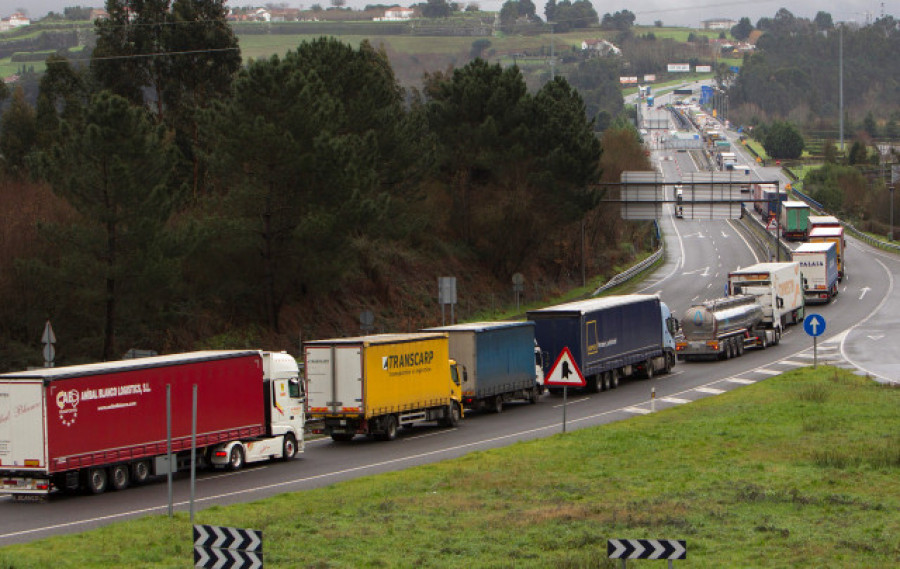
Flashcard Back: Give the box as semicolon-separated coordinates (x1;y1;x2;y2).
544;347;586;387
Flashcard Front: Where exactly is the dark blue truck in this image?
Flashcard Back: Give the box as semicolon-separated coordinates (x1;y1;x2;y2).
527;295;679;393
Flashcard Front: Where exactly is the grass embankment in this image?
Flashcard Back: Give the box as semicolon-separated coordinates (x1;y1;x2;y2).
2;367;898;568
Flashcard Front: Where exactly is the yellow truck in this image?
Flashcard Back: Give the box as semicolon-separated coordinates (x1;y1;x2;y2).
304;333;463;442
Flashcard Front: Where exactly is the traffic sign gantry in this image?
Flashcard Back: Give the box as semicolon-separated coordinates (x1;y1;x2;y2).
803;314;826;337
544;347;585;387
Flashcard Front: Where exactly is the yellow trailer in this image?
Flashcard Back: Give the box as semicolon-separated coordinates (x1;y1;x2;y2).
305;333;463;442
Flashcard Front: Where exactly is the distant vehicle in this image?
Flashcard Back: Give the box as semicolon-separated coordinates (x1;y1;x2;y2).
793;242;839;304
780;201;811;240
675;185;684;218
646;95;655;107
0;351;305;498
527;295;679;392
727;262;805;343
807;215;841;237
808;226;846;281
305;333;463;442
423;321;543;413
676;295;773;360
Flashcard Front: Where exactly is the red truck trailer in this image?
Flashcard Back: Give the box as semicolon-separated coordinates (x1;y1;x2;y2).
0;350;305;499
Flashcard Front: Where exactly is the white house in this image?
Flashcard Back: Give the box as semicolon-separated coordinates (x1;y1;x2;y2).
701;18;736;30
377;7;414;21
581;39;621;56
0;12;30;32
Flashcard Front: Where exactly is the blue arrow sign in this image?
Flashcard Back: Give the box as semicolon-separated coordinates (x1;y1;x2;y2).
803;314;826;337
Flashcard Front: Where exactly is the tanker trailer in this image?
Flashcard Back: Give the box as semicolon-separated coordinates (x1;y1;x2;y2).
675;295;776;361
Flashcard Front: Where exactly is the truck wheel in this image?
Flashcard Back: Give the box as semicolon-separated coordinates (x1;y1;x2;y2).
228;446;245;471
281;433;297;461
736;341;744;357
87;468;108;495
528;387;540;404
440;403;461;427
586;375;600;394
600;372;609;392
110;464;130;491
609;371;620;389
644;359;655;379
379;415;399;441
774;328;781;345
491;395;504;414
131;461;151;485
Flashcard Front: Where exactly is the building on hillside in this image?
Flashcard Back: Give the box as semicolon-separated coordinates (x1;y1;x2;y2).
0;12;30;32
701;18;736;30
269;8;302;22
90;9;109;20
581;39;621;56
376;7;415;21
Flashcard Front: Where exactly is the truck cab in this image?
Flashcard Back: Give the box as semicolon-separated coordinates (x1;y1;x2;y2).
660;302;680;368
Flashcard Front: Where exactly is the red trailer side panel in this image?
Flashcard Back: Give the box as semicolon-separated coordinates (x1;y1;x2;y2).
5;351;266;474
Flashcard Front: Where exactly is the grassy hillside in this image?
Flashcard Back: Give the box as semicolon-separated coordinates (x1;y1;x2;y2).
1;366;897;567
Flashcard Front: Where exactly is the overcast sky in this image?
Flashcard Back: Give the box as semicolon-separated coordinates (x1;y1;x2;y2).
3;1;892;28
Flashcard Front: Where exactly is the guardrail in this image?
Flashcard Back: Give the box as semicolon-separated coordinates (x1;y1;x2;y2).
592;246;664;296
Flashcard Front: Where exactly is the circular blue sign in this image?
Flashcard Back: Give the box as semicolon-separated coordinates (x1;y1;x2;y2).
803;314;826;337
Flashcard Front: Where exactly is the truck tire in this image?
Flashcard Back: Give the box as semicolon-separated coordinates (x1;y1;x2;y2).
281;433;297;461
600;372;609;392
110;464;130;491
378;415;398;441
86;468;108;495
736;340;744;357
131;460;151;485
644;359;655;379
609;370;620;389
586;375;600;393
491;395;504;414
440;403;461;427
228;446;245;471
528;387;540;404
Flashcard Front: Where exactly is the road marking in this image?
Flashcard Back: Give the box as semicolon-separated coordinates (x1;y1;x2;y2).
551;397;591;409
859;286;871;300
753;369;781;375
694;387;724;394
660;397;690;404
624;407;652;415
725;378;755;384
776;360;808;367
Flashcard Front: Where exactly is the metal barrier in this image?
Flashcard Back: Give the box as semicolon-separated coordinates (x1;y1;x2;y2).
738;206;793;261
592;246;663;296
592;221;664;296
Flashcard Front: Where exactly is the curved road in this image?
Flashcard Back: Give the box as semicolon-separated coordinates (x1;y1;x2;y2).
1;88;896;546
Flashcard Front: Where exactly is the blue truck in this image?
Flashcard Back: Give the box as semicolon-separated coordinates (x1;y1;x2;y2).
423;321;543;413
526;295;679;393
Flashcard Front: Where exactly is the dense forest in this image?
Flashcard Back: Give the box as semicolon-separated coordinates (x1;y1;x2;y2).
0;0;652;371
728;10;900;134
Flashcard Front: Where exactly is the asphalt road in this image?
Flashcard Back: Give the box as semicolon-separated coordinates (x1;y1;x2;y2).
1;86;895;547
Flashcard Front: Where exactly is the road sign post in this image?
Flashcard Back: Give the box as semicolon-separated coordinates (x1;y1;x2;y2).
543;347;586;433
803;314;827;368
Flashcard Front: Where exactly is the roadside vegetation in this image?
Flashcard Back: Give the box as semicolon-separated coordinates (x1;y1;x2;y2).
0;367;897;568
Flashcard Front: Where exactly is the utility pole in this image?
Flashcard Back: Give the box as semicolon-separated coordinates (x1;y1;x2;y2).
839;25;844;154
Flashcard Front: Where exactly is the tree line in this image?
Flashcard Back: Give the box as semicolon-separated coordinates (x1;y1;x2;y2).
0;0;648;371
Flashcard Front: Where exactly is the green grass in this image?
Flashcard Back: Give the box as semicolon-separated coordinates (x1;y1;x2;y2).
2;367;897;567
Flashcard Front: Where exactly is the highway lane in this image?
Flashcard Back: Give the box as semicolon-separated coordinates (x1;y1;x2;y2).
1;90;895;547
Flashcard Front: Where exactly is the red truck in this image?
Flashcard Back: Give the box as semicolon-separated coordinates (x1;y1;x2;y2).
0;350;305;499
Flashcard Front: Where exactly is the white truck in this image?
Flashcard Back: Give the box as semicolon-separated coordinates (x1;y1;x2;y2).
793;242;839;304
727;262;805;345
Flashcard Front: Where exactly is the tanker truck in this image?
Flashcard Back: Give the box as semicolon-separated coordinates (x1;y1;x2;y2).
675;295;777;361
